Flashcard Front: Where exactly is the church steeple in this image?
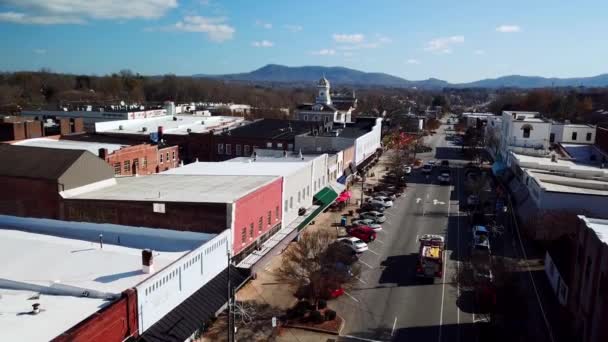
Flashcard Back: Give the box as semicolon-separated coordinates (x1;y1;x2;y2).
316;76;332;105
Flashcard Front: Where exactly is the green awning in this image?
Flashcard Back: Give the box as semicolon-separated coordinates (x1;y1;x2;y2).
297;187;339;231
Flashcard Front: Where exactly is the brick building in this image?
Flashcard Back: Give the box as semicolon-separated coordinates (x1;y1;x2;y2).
63;174;283;260
0;116;85;141
0;145;114;219
596;123;608;155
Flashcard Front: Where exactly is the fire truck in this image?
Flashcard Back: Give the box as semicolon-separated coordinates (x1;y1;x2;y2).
416;234;445;279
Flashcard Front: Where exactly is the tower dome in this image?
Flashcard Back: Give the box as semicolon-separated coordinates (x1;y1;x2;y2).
316;76;331;105
318;76;330;87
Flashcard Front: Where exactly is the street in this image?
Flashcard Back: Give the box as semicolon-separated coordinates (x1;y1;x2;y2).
335;124;477;342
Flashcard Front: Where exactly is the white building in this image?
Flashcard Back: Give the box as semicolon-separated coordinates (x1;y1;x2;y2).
295;77;356;124
462;112;496;128
550;122;596;144
94;114;246;136
499;111;552;160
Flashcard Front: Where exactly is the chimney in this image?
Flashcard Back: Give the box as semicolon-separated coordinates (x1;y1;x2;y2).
32;303;41;315
142;249;154;274
98;148;108;160
157;126;164;140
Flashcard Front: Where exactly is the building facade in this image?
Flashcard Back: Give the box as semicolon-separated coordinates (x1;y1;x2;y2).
551;123;596;144
295;77;355;124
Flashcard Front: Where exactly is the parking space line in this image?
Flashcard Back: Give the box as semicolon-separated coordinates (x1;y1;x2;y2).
367;249;379;256
391;316;398;336
359;260;373;268
375;238;385;244
344;290;360;303
356;276;367;284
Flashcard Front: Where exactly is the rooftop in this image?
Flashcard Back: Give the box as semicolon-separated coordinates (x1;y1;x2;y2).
95;115;246;135
524;169;608;195
579;215;608;244
220;118;324;139
0;224;191;341
68;174;278;203
301;117;379;139
511;149;608;177
0;144;88;180
12;137;126;155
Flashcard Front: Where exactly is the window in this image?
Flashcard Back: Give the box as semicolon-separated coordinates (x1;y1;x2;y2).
244;145;250;156
297;191;301;203
172;151;176;160
266;142;272;148
322;175;326;185
160;153;163;163
304;115;308;121
217;144;224;155
253;145;259;152
284;200;288;212
249;223;254;239
166;152;169;161
586;132;593;141
241;228;246;244
236;144;242;156
259;216;263;232
114;162;121;175
288;143;293;150
123;160;130;172
133;159;139;171
226;144;232;155
275;206;279;221
549;133;555;143
572;132;578;141
303;187;306;199
267;211;271;226
277;143;283;149
307;186;310;197
523;126;531;138
290;196;293;209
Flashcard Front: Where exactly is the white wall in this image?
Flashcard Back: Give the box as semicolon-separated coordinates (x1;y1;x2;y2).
355;118;382;165
283;164;314;228
554;125;596;144
311;153;329;193
136;229;230;333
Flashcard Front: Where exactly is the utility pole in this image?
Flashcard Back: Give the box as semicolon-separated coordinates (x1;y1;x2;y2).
226;247;233;342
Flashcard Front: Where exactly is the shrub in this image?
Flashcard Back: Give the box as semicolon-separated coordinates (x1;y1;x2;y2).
317;299;327;310
309;310;324;324
324;309;337;321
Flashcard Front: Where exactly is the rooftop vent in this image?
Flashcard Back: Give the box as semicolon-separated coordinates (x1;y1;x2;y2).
142;249;154;274
142;127;147;132
118;125;124;130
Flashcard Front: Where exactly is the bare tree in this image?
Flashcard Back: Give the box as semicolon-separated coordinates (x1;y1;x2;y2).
275;230;360;308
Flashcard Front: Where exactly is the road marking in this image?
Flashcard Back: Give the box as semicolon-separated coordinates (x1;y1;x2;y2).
344;291;360;303
375;238;385;244
367;249;379;256
356;276;367;284
433;199;446;205
391;316;398;337
439;181;450;342
341;335;383;342
416;197;422;204
359;260;373;269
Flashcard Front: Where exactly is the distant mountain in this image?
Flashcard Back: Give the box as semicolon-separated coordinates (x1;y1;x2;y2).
195;64;608;89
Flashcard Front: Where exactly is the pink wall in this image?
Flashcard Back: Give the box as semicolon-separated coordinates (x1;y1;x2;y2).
233;177;283;255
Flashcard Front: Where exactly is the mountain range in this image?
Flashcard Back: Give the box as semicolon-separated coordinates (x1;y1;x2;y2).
195;64;608;89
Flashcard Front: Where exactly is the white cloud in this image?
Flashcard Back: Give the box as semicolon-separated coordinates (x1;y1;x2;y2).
284;24;302;32
311;49;336;56
255;20;272;29
424;35;464;54
474;49;486;55
252;40;274;48
496;25;521;33
333;33;365;44
174;16;235;42
33;48;46;54
0;11;84;24
0;0;177;24
406;59;420;64
377;34;392;44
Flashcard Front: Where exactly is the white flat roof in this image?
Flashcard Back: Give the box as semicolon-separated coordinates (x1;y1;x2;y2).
12;137;126;155
0;228;187;341
512;151;608;175
579;216;608;244
525;169;608;195
164;160;310;177
96;115;246;135
69;174;278;203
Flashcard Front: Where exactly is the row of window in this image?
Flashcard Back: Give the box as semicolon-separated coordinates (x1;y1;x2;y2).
144;237;227;296
302;114;332;122
113;157;148;175
217;143;294;156
240;207;280;245
159;150;176;163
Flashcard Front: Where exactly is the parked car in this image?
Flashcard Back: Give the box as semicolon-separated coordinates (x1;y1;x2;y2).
422;164;433;174
351;219;383;231
472;225;490;241
438;170;451;184
347;226;377;242
360;202;385;212
359;211;387;223
472;225;491;254
441;160;450;167
367;198;391;208
428;160;437;166
467;194;480;207
338;237;369;253
403;165;412;174
370;196;393;207
373;191;397;200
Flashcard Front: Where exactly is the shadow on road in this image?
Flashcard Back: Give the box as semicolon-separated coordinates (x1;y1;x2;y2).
377;254;430;286
435;146;470;161
340;322;493;342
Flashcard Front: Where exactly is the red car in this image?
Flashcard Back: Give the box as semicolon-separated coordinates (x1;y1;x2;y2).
347;226;377;242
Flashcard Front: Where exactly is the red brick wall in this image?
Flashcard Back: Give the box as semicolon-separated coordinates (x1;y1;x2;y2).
233;178;282;255
0;176;61;219
214;136;293;161
53;289;138;342
64;199;228;234
73;118;85;134
24;120;43;138
157;145;180;172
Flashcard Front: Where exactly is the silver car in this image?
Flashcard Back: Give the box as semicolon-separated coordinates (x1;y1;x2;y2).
359;211;387;223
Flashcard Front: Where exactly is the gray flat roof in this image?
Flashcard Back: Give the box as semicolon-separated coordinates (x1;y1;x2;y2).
69;174;278;203
164;159;311;177
526;169;608;195
0;228;186;341
13;137;126;155
95;115;245;135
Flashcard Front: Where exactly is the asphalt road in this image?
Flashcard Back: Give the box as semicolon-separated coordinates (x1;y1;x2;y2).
336;124;477;342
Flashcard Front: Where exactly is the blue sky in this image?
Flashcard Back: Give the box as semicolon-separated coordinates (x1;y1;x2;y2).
1;0;607;83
